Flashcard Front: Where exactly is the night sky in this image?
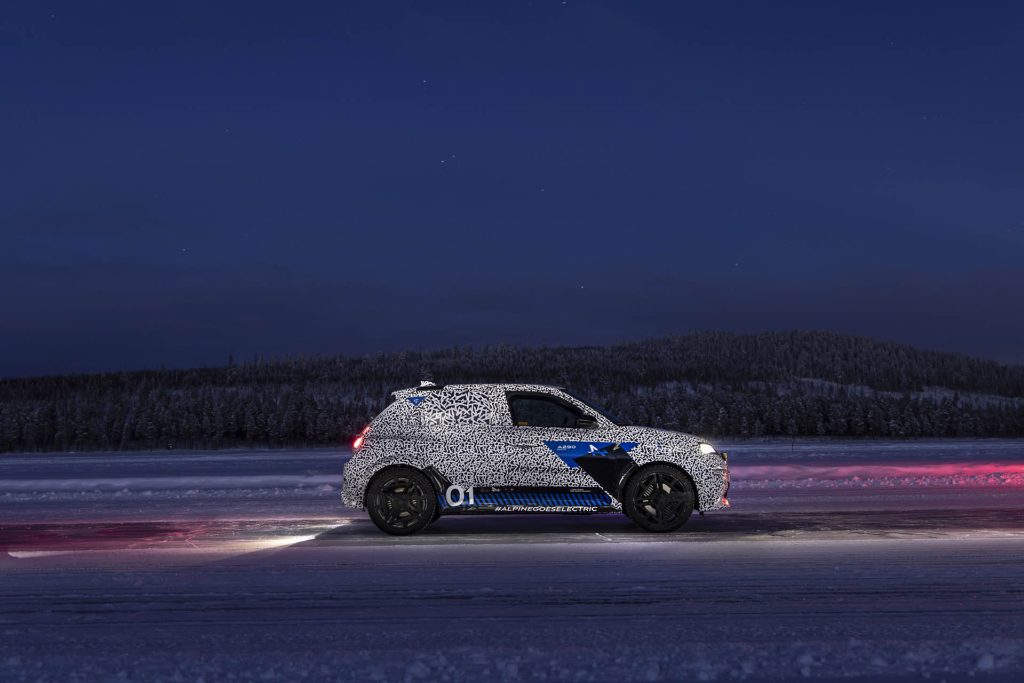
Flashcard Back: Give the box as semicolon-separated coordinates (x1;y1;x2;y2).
3;1;1023;377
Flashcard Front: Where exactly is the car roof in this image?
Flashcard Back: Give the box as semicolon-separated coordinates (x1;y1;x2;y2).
392;382;565;396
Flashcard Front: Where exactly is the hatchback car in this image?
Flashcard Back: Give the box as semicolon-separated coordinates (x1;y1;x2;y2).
342;382;730;535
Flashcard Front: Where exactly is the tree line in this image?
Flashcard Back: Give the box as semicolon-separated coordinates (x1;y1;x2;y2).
1;331;1022;452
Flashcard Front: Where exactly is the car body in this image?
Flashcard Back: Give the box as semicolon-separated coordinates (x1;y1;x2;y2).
342;382;730;534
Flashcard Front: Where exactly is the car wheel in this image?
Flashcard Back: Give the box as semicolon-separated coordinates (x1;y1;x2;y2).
366;467;437;536
623;464;696;532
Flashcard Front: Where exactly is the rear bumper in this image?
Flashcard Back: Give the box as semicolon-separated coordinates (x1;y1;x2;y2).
341;478;364;509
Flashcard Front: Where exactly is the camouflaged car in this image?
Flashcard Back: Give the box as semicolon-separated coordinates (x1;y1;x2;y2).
342;382;730;535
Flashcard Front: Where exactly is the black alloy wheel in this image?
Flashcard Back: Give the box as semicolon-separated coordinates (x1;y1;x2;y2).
623;464;696;532
366;467;436;536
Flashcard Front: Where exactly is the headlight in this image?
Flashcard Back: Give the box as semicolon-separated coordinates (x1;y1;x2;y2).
698;442;717;456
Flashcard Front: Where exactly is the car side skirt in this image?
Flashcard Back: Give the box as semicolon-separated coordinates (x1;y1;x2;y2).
424;468;619;514
438;486;619;515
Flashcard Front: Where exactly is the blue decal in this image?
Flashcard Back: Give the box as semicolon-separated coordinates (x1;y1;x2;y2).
437;489;614;509
543;441;637;468
407;396;426;407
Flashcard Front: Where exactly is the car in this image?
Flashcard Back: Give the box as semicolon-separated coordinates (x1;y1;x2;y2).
342;381;730;535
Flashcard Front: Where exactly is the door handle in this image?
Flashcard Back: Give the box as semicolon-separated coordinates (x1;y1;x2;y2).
513;443;534;448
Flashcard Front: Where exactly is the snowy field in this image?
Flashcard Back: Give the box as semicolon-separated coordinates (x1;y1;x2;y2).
1;440;1023;681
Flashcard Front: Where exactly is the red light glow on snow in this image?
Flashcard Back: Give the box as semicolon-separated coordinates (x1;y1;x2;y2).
730;462;1024;488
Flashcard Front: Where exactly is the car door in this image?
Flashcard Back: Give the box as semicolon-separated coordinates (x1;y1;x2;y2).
502;390;640;499
498;391;601;488
418;386;509;489
417;385;565;490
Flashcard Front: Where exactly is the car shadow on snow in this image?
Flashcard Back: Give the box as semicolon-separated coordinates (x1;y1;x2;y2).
308;506;1024;545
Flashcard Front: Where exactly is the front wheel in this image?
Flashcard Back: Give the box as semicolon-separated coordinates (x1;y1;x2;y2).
366;467;437;536
623;464;696;532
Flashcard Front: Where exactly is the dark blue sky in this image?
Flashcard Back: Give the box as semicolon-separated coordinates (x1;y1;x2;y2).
3;1;1023;376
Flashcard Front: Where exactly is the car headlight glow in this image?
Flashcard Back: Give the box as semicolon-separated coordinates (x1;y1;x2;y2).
698;442;717;456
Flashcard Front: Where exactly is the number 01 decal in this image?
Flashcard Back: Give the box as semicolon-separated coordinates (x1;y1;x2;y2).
444;485;475;507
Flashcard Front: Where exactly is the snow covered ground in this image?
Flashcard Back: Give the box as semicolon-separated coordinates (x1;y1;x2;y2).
1;440;1023;681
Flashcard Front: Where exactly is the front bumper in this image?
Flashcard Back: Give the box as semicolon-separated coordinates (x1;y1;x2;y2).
702;463;730;511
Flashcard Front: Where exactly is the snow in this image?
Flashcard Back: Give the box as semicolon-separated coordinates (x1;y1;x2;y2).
732;461;1024;489
0;473;338;492
1;440;1023;681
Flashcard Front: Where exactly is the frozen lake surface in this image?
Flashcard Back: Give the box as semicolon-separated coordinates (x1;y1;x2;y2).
1;439;1023;681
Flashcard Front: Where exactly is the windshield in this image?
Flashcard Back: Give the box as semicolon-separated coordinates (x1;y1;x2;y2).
564;390;622;426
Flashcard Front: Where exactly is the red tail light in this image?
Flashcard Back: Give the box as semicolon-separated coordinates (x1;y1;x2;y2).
352;425;370;450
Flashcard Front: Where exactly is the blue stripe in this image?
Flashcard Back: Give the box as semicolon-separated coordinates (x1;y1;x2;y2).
445;490;613;508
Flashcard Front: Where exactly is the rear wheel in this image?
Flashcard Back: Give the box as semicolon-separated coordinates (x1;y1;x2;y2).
623;464;695;532
366;467;436;535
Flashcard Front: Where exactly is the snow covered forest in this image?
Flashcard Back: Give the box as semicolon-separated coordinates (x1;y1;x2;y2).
1;331;1023;452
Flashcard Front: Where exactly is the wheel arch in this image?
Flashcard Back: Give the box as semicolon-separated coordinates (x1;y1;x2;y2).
362;463;437;508
620;460;701;510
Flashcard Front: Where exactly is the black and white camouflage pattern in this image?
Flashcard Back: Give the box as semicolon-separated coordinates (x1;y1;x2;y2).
341;383;730;512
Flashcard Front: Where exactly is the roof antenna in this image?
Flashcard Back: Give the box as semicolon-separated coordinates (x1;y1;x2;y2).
418;379;436;388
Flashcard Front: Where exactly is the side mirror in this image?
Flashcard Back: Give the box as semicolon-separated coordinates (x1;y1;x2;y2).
576;415;598;429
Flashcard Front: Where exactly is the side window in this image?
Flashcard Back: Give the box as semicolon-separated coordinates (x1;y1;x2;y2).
423;389;498;427
508;395;581;428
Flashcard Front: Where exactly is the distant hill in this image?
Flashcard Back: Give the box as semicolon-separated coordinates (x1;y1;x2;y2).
1;331;1022;452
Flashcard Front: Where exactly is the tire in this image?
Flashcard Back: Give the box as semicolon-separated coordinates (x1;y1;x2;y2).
366;467;437;536
623;464;696;533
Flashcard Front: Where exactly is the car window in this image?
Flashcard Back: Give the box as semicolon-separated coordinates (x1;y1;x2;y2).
562;391;621;425
508;395;581;428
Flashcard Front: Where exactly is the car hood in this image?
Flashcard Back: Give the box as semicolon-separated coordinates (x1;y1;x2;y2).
610;425;703;451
